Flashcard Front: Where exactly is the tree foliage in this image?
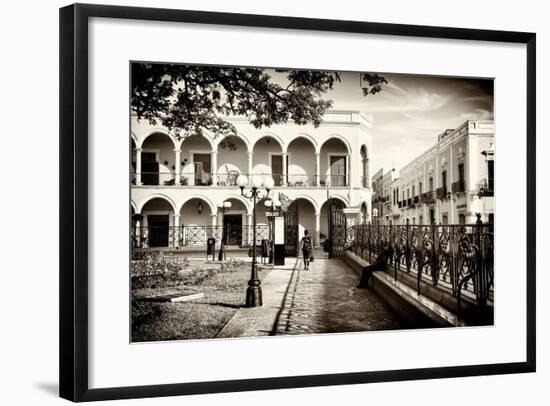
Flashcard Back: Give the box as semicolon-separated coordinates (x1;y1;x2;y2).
131;64;386;146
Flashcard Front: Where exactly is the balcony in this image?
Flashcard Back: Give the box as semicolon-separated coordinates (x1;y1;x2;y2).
132;172;349;188
422;191;436;204
407;198;412;207
436;187;448;200
413;195;419;204
451;180;466;193
477;178;494;197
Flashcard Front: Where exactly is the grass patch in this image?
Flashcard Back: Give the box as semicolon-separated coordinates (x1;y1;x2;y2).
131;260;271;342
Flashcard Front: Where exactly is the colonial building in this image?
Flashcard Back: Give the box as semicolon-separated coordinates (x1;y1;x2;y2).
371;168;396;225
130;110;373;251
388;120;494;226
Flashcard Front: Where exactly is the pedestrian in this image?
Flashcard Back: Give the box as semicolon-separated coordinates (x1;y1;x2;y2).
300;229;313;270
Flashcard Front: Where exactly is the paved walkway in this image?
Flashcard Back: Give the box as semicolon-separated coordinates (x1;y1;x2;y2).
217;256;403;338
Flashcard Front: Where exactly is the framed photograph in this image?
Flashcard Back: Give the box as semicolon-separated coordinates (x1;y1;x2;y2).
59;3;536;402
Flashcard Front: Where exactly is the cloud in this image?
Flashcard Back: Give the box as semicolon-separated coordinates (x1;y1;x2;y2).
458;108;493;121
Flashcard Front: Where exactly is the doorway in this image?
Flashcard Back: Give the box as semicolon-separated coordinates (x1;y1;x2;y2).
330;155;347;186
147;214;169;247
141;151;158;185
271;154;287;186
193;153;212;186
223;214;243;246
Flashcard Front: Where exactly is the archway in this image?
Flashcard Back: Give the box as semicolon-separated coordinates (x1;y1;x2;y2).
140;132;177;186
319;197;347;241
252;135;284;186
216;135;248;186
179;197;215;246
180;135;214;186
320;137;350;187
140;196;176;247
219;197;249;246
361;201;369;224
287;136;316;187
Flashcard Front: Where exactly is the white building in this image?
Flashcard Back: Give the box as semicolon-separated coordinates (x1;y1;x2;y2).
372;168;397;225
389;120;494;226
130;110;373;251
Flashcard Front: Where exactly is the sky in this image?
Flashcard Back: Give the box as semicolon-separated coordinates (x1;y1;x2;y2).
323;71;494;175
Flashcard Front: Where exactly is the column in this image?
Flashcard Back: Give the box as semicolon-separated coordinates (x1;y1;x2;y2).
172;214;180;247
211;150;218;186
347;153;352;187
174;149;181;185
314;212;321;248
211;213;217;226
449;143;454;223
247;151;253;184
315;152;321;186
135;218;141;247
281;152;288;186
135;147;142;185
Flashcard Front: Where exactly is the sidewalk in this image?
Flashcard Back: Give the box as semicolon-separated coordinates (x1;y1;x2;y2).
216;256;403;338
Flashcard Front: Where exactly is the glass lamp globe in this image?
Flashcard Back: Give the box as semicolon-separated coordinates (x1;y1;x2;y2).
224;201;232;209
264;200;272;208
251;175;263;188
236;174;248;188
263;176;275;190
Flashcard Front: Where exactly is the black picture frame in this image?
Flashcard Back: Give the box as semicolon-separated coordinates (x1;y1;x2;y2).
59;3;536;402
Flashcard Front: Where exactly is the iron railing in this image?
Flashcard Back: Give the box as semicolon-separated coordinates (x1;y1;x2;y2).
452;180;466;193
349;221;494;308
132;172;350;188
132;225;270;248
477;178;494;197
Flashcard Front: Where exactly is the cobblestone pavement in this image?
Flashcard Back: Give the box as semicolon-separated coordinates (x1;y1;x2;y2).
270;257;404;335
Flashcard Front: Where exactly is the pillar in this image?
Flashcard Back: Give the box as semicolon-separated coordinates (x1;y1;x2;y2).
135;218;141;247
174;149;181;185
314;212;321;248
135;147;142;185
315;152;321;186
247;151;253;184
281;152;288;186
211;150;218;186
347;153;352;186
211;213;217;226
172;214;180;247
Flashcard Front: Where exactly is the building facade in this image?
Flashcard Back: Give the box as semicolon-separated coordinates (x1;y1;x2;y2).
388;120;494;225
371;168;396;225
130;110;373;250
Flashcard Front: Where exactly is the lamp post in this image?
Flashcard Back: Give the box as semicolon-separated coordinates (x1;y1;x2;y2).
217;200;232;261
237;174;275;307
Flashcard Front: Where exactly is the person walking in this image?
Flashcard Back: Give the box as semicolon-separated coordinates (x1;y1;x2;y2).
300;229;313;270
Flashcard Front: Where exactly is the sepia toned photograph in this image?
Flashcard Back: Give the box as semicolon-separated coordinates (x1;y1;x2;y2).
129;63;495;343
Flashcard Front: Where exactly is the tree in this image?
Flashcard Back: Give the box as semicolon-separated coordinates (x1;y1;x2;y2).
131;64;386;147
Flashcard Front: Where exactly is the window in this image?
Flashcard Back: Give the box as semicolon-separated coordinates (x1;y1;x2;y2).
459;213;466;225
419;182;423;195
458;163;465;185
442;170;447;192
412;185;415;196
429;177;434;191
442;214;448;225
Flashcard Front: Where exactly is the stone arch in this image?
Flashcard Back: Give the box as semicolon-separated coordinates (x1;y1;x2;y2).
293;194;320;215
320;134;352;154
287;133;319;153
252;132;285;152
137;193;177;213
177;195;216;215
221;195;252;215
214;132;251;153
138;128;177;149
130;200;137;213
360;144;369;187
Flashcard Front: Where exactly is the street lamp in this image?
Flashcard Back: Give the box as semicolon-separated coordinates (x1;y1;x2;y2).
217;200;232;261
237;174;274;307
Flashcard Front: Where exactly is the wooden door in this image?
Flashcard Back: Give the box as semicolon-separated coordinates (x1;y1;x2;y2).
271;155;282;186
330;155;346;186
141;152;158;185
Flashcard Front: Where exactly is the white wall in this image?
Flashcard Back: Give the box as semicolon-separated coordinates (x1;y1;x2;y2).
1;1;546;406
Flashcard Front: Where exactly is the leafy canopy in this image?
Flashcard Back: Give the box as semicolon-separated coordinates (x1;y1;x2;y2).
131;64;386;147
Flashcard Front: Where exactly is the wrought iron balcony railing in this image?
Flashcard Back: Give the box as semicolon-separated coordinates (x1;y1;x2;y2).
452;180;466;193
413;195;419;204
131;224;270;249
436;186;448;200
422;191;436;204
477;178;494;197
132;172;349;188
